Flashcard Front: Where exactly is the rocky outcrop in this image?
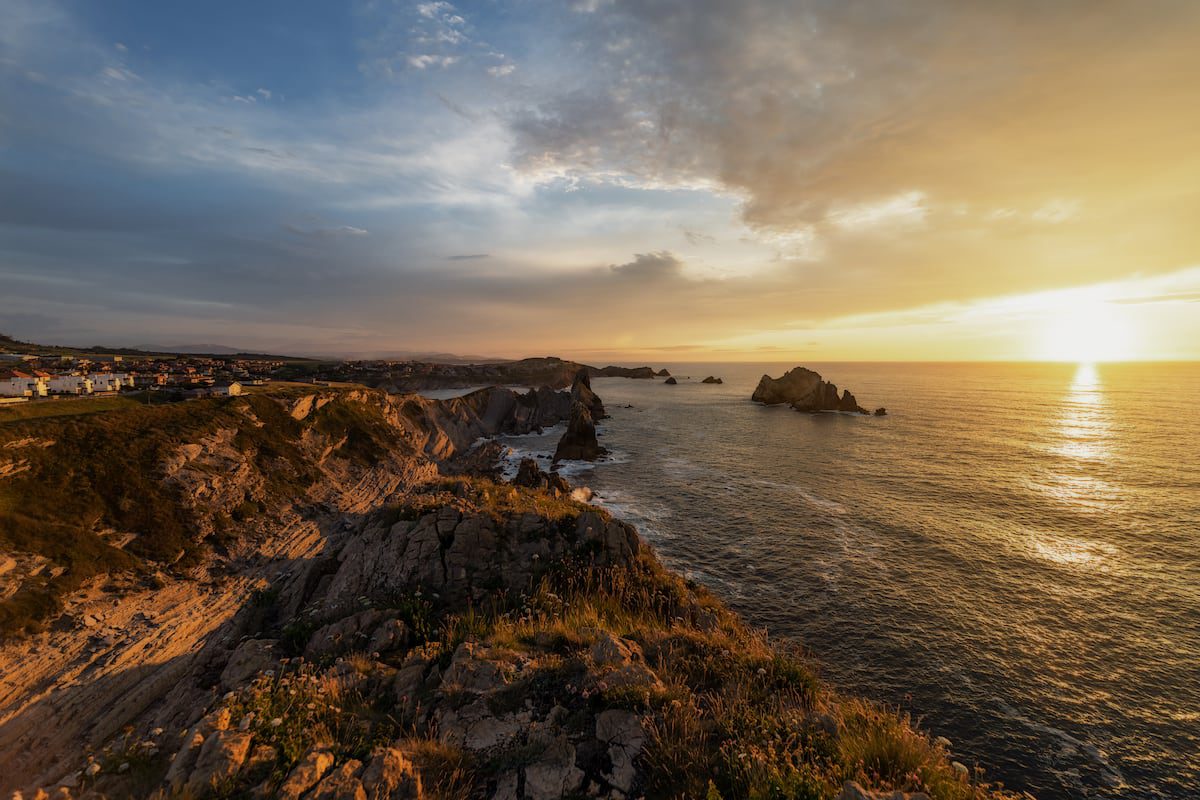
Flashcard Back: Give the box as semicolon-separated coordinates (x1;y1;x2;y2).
319;507;637;609
365;357;664;392
663;377;678;385
751;366;869;414
838;781;932;800
570;369;606;420
589;365;658;380
513;458;570;496
654;368;671;377
700;376;723;384
553;401;606;462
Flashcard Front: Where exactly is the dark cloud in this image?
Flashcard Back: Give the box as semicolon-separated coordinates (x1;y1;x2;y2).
446;253;490;260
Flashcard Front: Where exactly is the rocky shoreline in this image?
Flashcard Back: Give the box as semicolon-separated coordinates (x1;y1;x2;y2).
0;378;1013;800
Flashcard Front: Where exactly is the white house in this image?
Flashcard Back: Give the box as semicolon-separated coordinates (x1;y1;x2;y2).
46;375;93;395
0;376;46;397
88;373;134;392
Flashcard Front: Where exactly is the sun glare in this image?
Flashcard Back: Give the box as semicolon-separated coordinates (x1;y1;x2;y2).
1038;300;1136;362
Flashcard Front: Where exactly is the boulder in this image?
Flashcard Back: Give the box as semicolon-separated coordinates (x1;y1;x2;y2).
837;781;931;800
595;710;644;793
700;376;723;384
553;401;606;462
751;366;868;413
309;760;366;800
513;459;571;496
523;736;584;800
277;747;335;800
220;638;278;689
305;610;389;660
874;407;888;416
184;730;253;797
663;377;678;385
360;747;423;799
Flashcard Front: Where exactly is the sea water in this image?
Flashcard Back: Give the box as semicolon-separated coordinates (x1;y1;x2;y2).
497;362;1200;799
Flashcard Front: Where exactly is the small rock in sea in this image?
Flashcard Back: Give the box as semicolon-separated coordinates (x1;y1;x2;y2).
664;377;678;385
873;407;888;416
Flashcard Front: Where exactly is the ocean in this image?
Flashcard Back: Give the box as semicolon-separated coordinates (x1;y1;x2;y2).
487;362;1200;799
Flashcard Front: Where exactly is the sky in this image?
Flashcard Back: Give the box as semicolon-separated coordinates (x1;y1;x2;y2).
2;0;1200;362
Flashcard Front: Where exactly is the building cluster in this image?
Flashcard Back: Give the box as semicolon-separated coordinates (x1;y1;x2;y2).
0;353;281;402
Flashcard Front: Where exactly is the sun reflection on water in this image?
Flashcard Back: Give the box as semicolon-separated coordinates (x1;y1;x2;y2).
1051;363;1111;463
1031;363;1119;566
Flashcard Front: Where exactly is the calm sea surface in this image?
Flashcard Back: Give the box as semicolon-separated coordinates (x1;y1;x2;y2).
491;362;1200;799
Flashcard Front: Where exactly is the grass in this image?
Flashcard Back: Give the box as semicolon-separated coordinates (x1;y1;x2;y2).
0;395;141;424
410;555;1010;800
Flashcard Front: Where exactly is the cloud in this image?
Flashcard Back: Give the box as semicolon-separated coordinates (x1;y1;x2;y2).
4;0;1200;360
504;0;1200;289
609;250;684;280
407;54;458;70
284;223;370;238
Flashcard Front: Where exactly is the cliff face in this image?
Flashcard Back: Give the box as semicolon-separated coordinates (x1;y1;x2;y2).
0;384;1009;800
752;367;868;414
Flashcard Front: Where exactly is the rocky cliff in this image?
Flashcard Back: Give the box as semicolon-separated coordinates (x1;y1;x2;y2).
752;366;870;413
0;383;1012;800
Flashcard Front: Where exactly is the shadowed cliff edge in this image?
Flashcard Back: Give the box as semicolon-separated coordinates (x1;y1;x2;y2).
0;381;1019;799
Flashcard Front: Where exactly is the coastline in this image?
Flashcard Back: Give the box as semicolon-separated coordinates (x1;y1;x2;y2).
0;380;1020;799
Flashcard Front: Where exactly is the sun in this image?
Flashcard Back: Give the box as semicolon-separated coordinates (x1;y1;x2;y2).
1037;299;1136;362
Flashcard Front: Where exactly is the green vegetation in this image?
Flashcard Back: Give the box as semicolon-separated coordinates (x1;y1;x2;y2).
0;395;142;424
0;387;408;637
167;551;1009;800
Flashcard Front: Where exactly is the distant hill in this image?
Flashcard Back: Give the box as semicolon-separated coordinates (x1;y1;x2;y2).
0;332;311;361
134;343;249;355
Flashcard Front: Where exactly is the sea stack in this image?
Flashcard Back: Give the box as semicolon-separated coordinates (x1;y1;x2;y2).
553;400;606;461
751;366;868;414
663;376;678;385
570;368;606;420
701;376;723;384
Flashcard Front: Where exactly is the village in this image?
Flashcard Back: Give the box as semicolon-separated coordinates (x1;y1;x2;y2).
0;352;285;404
